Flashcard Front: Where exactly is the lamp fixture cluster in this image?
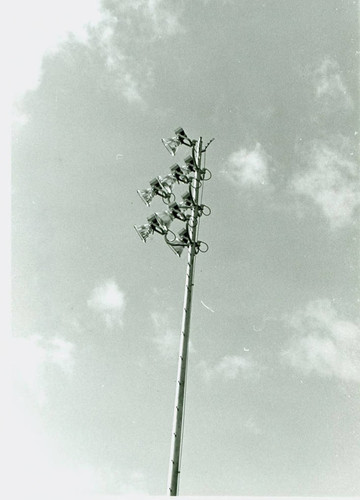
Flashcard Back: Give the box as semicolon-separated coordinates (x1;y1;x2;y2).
134;127;213;257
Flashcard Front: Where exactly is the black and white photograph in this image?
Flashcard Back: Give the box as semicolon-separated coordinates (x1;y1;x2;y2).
8;0;360;497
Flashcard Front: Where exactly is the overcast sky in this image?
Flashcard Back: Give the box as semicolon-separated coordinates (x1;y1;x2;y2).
9;0;360;497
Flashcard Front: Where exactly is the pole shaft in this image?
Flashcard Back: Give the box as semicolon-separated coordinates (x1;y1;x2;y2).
167;138;203;496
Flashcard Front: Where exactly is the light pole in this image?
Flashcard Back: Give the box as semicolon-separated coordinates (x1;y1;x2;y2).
134;128;213;495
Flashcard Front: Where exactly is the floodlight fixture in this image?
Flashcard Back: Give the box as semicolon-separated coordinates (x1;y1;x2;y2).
154;210;174;233
168;202;188;221
159;173;177;192
180;191;194;209
178;226;191;245
137;187;155;207
184;155;196;172
162;138;181;156
134;222;154;243
137;176;174;207
150;177;166;194
145;213;166;235
174;127;188;143
161;127;190;156
166;226;192;257
169;163;190;184
168;242;186;258
136;178;162;207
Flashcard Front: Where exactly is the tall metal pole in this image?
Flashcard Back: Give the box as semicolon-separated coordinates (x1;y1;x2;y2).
167;138;203;496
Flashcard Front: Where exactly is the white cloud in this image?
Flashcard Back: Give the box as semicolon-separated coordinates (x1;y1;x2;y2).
225;143;272;188
6;435;149;496
7;331;147;496
282;299;360;383
314;58;353;112
11;103;29;130
216;355;254;379
292;139;360;229
47;464;149;495
87;279;126;328
91;0;182;104
9;0;103;98
48;337;75;375
121;72;143;103
150;312;195;361
9;0;155;105
9;0;172;107
6;378;148;496
117;469;148;494
115;0;184;37
11;334;75;405
93;13;152;104
199;354;256;381
147;0;183;36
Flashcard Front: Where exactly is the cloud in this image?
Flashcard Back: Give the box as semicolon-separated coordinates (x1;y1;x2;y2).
225;143;272;189
216;355;254;379
117;470;148;494
47;465;149;495
87;279;126;327
121;72;143;103
10;0;163;105
11;103;29;130
7;439;149;496
150;312;195;361
11;334;75;405
93;0;183;104
91;11;154;104
145;0;183;36
112;0;184;37
10;0;103;98
314;58;353;113
82;0;182;105
291;139;360;229
282;299;360;383
11;0;181;107
199;354;256;381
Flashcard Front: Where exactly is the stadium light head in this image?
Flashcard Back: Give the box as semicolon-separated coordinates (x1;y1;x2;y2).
181;191;193;209
137;176;174;207
184;155;196;172
159;173;177;193
148;210;174;235
167;227;191;257
168;202;188;221
178;227;191;245
170;164;190;183
134;223;154;243
150;177;165;194
162;127;189;156
137;187;155;207
169;241;186;258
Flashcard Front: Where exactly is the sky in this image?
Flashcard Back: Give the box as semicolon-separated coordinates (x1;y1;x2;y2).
8;0;360;497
